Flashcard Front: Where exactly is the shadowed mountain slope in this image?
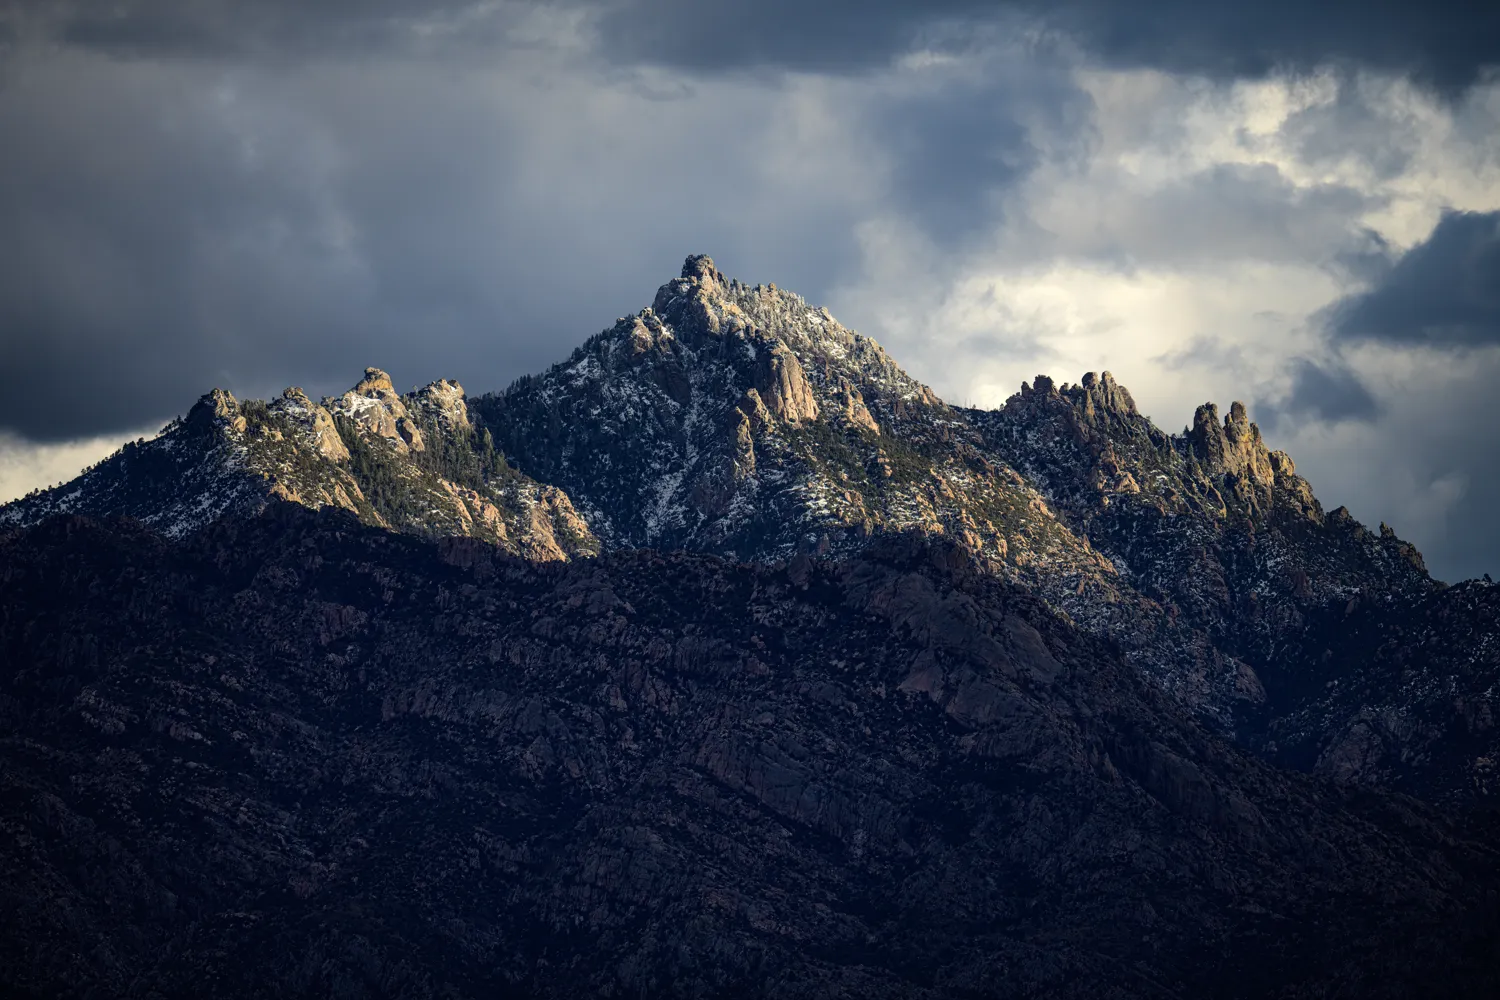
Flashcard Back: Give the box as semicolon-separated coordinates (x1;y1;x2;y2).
1256;578;1500;807
0;505;1497;998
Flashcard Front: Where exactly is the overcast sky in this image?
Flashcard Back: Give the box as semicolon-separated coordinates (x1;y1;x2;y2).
1;1;1497;580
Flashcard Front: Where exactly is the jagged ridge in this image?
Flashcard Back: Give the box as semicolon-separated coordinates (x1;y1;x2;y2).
0;369;597;562
966;372;1434;661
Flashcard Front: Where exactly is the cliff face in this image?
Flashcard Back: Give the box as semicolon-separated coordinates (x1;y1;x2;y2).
1;506;1496;999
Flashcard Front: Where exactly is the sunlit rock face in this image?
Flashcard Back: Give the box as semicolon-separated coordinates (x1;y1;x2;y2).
0;369;597;562
327;367;426;455
269;387;349;462
964;364;1435;723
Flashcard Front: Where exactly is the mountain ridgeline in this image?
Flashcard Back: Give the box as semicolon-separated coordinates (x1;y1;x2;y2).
1;254;1498;997
2;366;597;562
2;254;1491;789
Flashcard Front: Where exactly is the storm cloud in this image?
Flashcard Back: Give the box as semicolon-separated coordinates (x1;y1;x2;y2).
16;0;1500;89
1260;358;1382;430
587;0;1500;92
1;0;546;59
1331;210;1500;348
0;25;1092;442
0;50;885;441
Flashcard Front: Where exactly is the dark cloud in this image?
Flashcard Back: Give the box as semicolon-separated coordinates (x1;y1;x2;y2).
7;0;998;71
0;55;366;440
3;0;521;59
1330;210;1500;348
1252;355;1500;583
880;89;1033;242
584;1;998;76
868;52;1087;243
1429;477;1500;582
14;1;1498;90
1035;1;1500;95
0;49;887;443
1263;358;1382;429
0;8;1098;445
1326;228;1397;286
1421;449;1500;584
1343;358;1500;583
589;0;1499;91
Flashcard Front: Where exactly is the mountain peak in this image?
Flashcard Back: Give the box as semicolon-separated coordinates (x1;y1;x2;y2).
328;367;422;453
185;387;245;436
1189;399;1272;482
352;367;395;395
0;255;1452;751
1079;370;1138;417
411;378;470;432
1013;371;1140;425
269;386;349;462
680;253;723;284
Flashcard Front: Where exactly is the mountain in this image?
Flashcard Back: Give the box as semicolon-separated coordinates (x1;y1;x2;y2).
0;368;596;562
0;254;1490;797
470;255;1437;733
472;258;1250;723
4;253;1500;997
1;505;1497;999
472;254;1015;562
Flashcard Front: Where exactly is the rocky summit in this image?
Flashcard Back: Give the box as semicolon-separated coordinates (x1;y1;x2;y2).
1;255;1498;998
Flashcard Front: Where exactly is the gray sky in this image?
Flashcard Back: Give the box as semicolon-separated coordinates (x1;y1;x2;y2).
1;1;1497;581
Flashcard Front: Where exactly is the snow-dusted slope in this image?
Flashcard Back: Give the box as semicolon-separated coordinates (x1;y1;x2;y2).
468;255;1452;733
965;373;1435;667
0;372;596;562
0;390;281;539
476;256;1087;565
